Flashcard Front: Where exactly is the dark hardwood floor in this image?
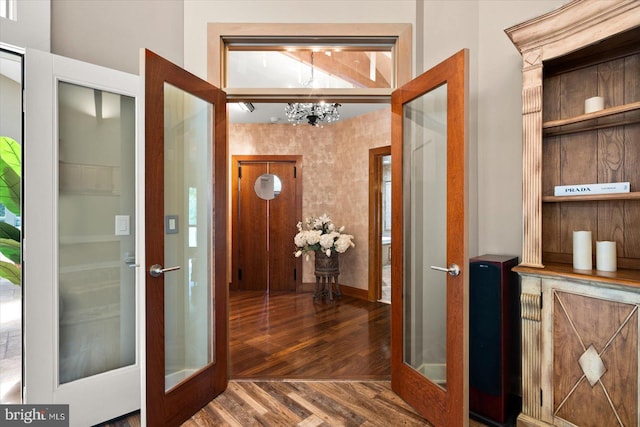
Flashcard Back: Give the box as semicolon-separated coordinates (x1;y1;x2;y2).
99;290;488;426
229;290;390;380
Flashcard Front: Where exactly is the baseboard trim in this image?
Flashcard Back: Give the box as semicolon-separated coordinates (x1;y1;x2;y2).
339;285;368;300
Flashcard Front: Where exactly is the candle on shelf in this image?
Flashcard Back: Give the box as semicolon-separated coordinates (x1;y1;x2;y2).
596;241;617;272
584;96;604;113
573;231;592;270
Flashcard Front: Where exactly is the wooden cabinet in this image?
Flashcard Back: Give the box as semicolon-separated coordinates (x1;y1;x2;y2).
517;269;639;427
506;1;640;426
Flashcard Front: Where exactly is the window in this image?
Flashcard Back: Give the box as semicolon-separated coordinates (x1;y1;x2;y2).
0;0;16;21
208;23;411;102
226;45;395;90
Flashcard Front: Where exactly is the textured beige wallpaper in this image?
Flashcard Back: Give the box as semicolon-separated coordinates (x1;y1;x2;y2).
229;106;391;289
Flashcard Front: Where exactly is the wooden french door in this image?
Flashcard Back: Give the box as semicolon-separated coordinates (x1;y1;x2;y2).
232;156;302;292
391;49;469;426
143;49;228;426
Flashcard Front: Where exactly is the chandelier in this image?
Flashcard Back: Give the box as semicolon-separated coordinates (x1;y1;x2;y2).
285;51;341;126
285;102;341;126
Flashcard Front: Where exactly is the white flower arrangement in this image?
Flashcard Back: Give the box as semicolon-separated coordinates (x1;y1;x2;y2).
293;214;355;260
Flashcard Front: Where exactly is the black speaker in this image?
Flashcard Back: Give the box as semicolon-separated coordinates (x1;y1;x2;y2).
469;255;520;426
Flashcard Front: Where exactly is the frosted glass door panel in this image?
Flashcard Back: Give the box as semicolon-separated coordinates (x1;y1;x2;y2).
163;83;214;391
58;81;136;384
403;83;448;388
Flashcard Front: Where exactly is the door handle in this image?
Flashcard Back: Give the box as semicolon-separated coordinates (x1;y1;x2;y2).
430;263;461;277
149;264;181;277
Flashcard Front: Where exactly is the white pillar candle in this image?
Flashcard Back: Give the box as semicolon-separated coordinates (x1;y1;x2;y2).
585;96;604;114
573;231;592;270
596;241;617;272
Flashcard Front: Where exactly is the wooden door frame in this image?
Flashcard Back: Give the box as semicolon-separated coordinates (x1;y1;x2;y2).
231;155;303;291
368;145;391;302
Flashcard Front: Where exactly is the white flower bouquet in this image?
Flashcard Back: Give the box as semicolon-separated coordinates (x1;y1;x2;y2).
293;214;355;260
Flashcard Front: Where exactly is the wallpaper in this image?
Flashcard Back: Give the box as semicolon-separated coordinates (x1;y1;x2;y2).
229;106;391;289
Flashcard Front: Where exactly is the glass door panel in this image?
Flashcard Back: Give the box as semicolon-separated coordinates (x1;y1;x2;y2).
57;81;136;384
162;82;213;391
403;84;448;387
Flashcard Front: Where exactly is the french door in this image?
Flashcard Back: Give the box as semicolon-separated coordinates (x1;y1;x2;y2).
391;49;469;426
143;49;228;426
24;49;143;426
24;48;228;426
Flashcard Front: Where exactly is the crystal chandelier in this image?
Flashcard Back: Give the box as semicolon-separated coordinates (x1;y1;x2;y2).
285;51;341;126
285;101;341;126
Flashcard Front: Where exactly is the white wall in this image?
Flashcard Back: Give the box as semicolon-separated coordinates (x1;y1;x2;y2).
421;1;480;260
475;1;566;257
0;0;50;51
421;0;567;260
183;0;417;80
51;0;183;74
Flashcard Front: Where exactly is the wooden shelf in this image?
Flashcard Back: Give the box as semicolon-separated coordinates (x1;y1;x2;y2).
542;101;640;137
514;262;640;289
542;191;640;203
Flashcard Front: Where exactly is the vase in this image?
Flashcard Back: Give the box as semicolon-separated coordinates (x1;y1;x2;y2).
314;251;339;275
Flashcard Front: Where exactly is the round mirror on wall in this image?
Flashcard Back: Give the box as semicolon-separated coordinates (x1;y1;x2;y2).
254;173;282;200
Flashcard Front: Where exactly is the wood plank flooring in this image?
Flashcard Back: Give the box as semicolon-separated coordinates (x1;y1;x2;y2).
229;291;390;380
98;290;489;426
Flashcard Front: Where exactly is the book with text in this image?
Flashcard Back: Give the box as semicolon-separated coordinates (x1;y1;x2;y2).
554;182;630;196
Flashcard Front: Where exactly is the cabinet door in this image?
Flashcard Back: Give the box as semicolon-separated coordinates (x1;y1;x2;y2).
546;281;638;426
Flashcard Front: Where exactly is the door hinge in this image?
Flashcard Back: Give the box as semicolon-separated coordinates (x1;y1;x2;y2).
540;388;543;406
238;269;242;280
294;268;297;281
540;293;543;310
293;166;297;178
238;165;242;179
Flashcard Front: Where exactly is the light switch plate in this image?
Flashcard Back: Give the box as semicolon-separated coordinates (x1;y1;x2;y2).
115;215;130;236
165;215;179;234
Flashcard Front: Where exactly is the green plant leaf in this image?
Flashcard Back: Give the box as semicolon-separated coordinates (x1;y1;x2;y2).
0;136;21;216
0;260;20;285
0;238;20;264
0;222;20;241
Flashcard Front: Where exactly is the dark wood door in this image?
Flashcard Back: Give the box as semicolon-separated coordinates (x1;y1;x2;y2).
236;162;268;290
268;161;299;291
233;157;301;292
391;49;469;426
144;49;228;426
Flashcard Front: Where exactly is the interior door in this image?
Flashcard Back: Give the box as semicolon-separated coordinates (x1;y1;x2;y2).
391;49;469;427
233;158;300;292
24;49;142;426
267;161;298;291
143;49;227;426
235;161;268;290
